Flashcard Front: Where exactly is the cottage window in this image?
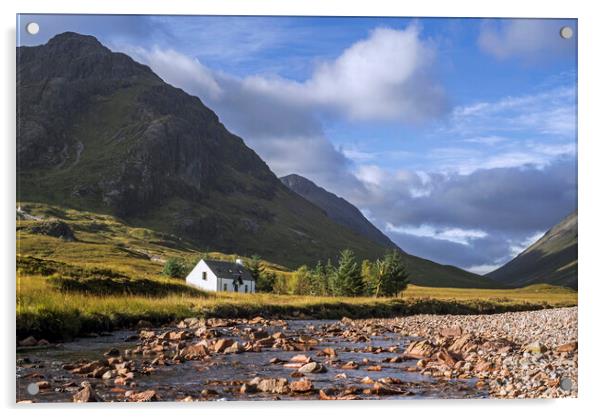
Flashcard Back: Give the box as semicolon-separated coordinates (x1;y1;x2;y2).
202;271;207;280
244;285;248;293
223;283;227;291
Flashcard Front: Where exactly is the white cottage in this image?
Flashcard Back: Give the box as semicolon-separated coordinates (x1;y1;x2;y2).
186;259;255;293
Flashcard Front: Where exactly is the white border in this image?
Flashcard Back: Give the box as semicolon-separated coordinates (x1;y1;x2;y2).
2;1;600;416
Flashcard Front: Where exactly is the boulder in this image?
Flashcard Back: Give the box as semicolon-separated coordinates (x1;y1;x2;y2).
253;378;290;394
73;383;102;403
128;390;159;402
213;338;235;353
298;361;327;374
290;379;314;393
19;336;37;347
404;340;436;359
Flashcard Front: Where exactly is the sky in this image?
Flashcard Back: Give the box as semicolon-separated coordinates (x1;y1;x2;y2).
17;15;578;274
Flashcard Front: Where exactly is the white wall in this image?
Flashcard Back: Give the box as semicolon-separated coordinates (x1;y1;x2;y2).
186;260;255;293
185;260;217;292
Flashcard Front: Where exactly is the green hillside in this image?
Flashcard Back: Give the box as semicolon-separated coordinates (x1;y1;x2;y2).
487;211;577;289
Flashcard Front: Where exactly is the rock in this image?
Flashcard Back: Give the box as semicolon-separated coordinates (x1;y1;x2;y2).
366;365;382;371
322;347;337;357
128;390;158;402
213;338;235;353
19;336;37;347
434;349;456;367
136;320;153;329
556;342;577;353
371;382;411;396
254;378;290;394
416;359;429;368
360;376;375;384
181;342;209;360
290;379;313;393
404;340;435;359
298;362;326;374
104;348;120;357
269;357;286;364
440;326;463;338
474;360;493;372
224;342;243;354
139;330;155;339
290;354;311;363
73;383;102;402
37;339;50;346
36;380;51;389
524;342;548;354
250;330;269;340
248;316;265;325
341;361;359;370
448;334;478;355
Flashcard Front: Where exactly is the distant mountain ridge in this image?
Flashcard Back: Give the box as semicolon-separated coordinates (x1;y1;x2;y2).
487;211;577;289
281;174;503;289
280;174;399;250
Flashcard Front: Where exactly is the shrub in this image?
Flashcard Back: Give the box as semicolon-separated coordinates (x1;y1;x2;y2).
162;257;187;278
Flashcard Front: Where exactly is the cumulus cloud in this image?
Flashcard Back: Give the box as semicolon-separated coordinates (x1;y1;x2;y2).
478;19;576;62
304;26;446;121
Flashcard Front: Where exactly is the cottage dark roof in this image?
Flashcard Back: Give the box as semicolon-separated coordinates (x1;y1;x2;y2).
203;260;254;281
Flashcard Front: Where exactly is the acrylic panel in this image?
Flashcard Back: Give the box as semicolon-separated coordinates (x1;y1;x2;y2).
16;14;577;403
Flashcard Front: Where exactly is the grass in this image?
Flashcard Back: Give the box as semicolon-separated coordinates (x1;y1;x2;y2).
17;275;577;342
16;202;577;341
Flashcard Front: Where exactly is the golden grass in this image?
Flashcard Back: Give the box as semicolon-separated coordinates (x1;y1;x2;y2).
17;274;577;341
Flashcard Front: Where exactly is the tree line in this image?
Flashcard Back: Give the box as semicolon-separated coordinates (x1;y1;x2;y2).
248;249;410;297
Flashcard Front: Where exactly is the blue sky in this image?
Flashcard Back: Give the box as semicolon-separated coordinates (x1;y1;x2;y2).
17;15;578;273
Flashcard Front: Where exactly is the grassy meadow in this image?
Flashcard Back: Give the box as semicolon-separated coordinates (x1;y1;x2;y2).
16;202;577;341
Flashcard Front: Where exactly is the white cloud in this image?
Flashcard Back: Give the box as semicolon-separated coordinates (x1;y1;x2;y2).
386;223;488;246
466;263;503;274
304;26;446;121
449;86;576;138
123;46;223;99
478;19;576;62
509;230;545;257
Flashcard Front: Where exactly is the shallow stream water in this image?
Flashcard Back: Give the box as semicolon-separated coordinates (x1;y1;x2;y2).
17;320;488;402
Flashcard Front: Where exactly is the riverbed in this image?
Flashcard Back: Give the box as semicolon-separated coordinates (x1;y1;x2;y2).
17;319;487;402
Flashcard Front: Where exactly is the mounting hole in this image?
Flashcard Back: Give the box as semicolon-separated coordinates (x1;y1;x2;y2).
26;22;40;35
560;26;573;40
26;383;39;395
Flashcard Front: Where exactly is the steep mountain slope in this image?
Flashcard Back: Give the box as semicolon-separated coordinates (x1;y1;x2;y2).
487;211;577;289
280;174;503;289
280;174;398;249
17;32;502;288
17;32;389;267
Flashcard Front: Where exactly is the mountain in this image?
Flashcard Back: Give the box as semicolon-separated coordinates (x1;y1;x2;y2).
280;174;398;250
280;174;503;289
17;32;389;267
487;211;577;289
17;32;501;288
